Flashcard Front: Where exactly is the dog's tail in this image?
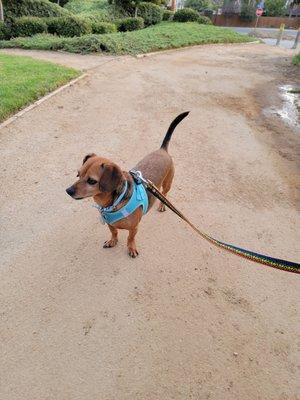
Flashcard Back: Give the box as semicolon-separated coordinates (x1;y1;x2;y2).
161;111;189;151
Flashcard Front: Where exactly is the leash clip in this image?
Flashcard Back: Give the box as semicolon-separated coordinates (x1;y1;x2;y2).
130;170;148;187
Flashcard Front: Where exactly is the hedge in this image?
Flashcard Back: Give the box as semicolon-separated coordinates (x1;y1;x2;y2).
116;17;144;32
46;16;92;37
162;10;174;21
174;8;200;22
198;15;212;24
91;21;117;34
137;2;163;26
11;16;47;37
2;0;70;18
0;21;9;40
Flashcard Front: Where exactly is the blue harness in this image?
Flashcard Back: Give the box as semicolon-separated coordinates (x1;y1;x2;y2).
93;179;149;225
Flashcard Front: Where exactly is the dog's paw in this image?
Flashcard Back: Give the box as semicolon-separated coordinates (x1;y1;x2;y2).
128;247;139;258
158;203;166;212
103;239;118;248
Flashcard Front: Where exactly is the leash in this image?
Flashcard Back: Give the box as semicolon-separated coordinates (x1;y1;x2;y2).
130;170;300;274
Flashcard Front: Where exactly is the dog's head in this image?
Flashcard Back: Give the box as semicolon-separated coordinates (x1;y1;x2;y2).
66;154;124;200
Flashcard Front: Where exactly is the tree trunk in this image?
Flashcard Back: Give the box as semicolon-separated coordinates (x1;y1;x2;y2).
0;0;4;22
171;0;176;12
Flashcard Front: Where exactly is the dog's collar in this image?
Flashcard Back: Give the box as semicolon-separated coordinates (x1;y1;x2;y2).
93;179;148;225
93;180;128;216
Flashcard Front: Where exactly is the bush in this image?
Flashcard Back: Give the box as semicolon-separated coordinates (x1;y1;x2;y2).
197;15;212;24
11;17;47;37
2;0;69;18
264;0;286;17
0;21;10;40
91;21;117;34
137;2;163;26
46;16;92;37
116;17;144;32
162;10;174;21
240;2;256;21
174;8;200;22
184;0;212;13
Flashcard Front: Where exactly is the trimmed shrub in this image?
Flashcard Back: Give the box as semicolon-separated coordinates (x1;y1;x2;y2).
174;8;200;22
46;16;92;37
162;10;174;21
12;17;47;37
91;21;117;34
197;15;212;24
2;0;69;18
116;17;144;32
137;2;163;26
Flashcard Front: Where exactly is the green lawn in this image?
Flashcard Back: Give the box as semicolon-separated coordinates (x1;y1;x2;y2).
0;22;254;55
0;54;79;122
292;53;300;66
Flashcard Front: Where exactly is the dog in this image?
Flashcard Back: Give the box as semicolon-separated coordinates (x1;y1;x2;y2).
66;112;189;258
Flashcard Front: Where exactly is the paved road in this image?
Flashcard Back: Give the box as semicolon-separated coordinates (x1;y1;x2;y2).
223;26;299;49
231;26;298;37
0;44;299;400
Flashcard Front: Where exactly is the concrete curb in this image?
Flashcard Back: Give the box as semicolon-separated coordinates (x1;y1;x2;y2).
0;72;88;131
135;40;261;58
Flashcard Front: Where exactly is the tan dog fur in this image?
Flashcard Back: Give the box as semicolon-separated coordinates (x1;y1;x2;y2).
66;112;189;257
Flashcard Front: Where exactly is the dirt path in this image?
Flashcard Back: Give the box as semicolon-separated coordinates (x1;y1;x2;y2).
0;44;299;400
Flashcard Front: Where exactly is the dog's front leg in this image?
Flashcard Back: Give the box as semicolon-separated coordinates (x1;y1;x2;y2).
103;224;118;248
127;227;139;258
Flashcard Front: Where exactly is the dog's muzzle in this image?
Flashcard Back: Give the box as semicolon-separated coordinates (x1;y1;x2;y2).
66;186;76;198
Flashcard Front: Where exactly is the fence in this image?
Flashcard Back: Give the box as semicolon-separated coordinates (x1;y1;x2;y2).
213;15;300;29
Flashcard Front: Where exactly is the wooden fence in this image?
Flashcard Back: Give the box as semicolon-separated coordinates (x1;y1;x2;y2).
213;15;300;29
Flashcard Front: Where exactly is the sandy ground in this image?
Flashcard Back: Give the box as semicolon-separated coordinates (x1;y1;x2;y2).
0;44;299;400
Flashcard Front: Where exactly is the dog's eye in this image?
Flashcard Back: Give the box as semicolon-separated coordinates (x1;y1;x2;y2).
87;178;97;185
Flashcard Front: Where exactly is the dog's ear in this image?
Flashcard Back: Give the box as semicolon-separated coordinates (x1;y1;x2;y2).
99;163;123;193
82;153;96;165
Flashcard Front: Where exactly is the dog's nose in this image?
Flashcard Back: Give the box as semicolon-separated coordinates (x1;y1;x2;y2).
66;186;76;197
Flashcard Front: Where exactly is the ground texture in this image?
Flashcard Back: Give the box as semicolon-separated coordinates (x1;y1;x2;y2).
0;44;299;400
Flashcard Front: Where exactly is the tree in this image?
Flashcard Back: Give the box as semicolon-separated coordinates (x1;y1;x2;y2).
185;0;212;12
222;0;241;14
0;0;4;21
171;0;176;11
264;0;287;16
240;0;256;20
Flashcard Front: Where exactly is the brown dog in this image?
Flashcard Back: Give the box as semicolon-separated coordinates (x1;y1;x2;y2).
66;112;189;257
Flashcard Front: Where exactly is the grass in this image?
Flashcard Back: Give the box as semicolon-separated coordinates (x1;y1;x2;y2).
292;53;300;66
0;22;254;55
65;0;109;14
0;54;79;122
64;0;120;21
